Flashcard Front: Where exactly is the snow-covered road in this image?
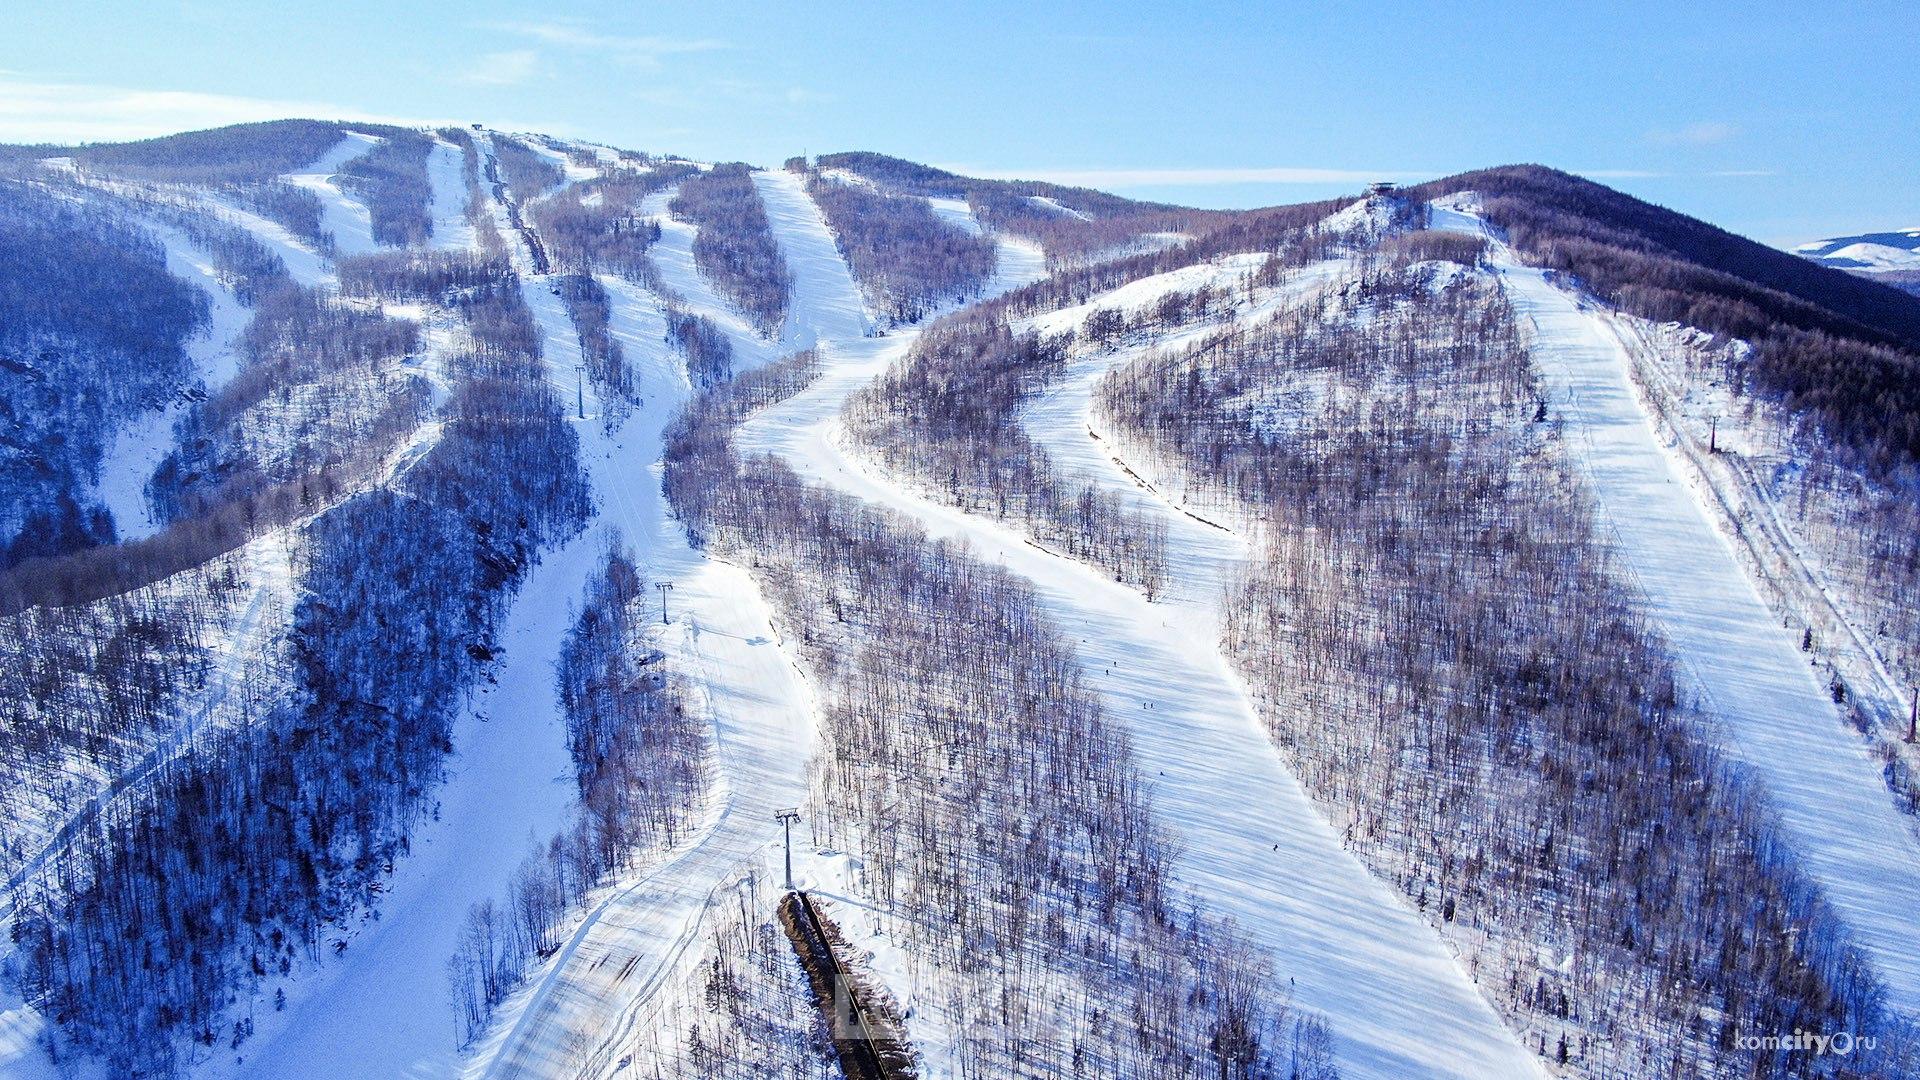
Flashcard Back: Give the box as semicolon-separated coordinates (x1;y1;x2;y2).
735;191;1548;1078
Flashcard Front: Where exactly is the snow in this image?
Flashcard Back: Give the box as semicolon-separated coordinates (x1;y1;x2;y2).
470;165;991;1079
0;983;63;1080
209;522;584;1079
923;193;1048;301
1794;228;1920;267
520;135;601;183
204;194;335;285
427;137;477;251
284;130;384;256
730;216;1547;1076
1438;203;1920;1017
925;195;980;234
1321;193;1397;235
0;529;296;1080
815;166;877;191
1028;194;1092;222
986;228;1047;296
94;219;250;540
427;163;827;1079
0;533;294;939
635;186;786;370
751;169;874;348
202;154;608;1080
1812;241;1920;270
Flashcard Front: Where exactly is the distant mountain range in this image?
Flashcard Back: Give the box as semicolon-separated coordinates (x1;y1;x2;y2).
1795;227;1920;294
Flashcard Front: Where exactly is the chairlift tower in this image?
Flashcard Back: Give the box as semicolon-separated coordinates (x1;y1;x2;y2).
775;808;802;889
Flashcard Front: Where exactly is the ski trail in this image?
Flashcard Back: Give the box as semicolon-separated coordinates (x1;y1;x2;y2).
928;194;1047;295
203;195;333;287
427;137;477;251
454;145;818;1079
469;274;815;1080
738;184;1548;1079
1432;202;1920;1016
635;185;787;372
751;169;872;348
200;131;384;286
285;131;382;257
209;154;603;1080
95;219;251;540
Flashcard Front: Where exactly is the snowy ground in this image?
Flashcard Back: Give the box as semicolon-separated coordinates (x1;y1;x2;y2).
751;169;874;347
636;186;790;371
928;194;1047;300
1433;198;1920;1017
463;272;817;1080
412;147;820;1079
0;529;296;1080
428;136;477;251
284;130;383;256
0;531;294;910
94;220;251;540
733;198;1547;1078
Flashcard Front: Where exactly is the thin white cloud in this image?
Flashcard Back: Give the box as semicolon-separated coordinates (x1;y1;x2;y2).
1648;120;1740;146
952;166;1416;187
480;19;725;64
460;49;540;87
1576;168;1777;180
0;74;433;143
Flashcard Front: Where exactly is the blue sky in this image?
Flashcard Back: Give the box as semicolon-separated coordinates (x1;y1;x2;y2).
4;0;1914;245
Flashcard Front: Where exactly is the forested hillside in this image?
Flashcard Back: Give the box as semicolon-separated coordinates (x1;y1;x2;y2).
0;119;1915;1080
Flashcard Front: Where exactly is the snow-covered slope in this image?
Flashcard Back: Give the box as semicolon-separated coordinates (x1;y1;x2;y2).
427;136;477;250
93;221;250;540
1795;227;1920;271
1439;198;1920;1017
732;193;1547;1080
456;153;828;1080
285;131;383;256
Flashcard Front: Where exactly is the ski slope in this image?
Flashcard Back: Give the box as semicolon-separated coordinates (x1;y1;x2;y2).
635;186;790;372
206;150;611;1080
733;192;1548;1079
444;149;822;1079
428;136;477;251
95;220;250;540
751;169;873;346
928;193;1048;301
284;131;383;256
204;193;334;286
465;276;816;1080
1423;200;1920;1017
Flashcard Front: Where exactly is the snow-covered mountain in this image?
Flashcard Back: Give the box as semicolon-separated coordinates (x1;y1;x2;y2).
1796;227;1920;271
1795;227;1920;295
3;123;1920;1080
